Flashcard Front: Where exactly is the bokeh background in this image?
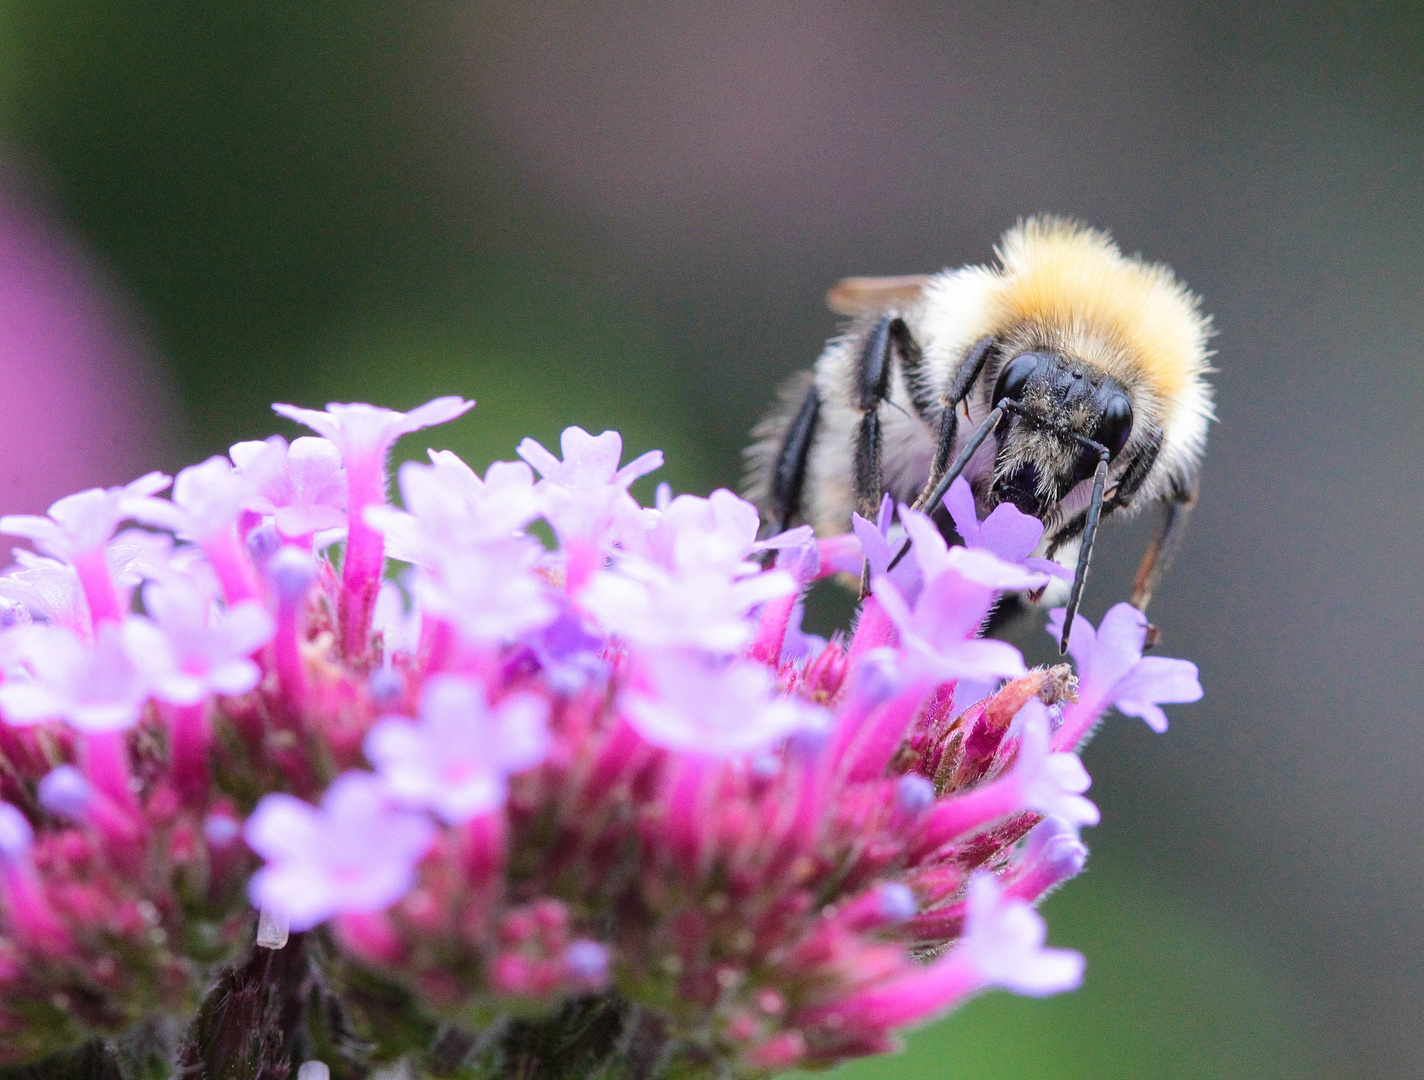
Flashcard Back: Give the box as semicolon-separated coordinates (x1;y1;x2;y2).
0;2;1421;1076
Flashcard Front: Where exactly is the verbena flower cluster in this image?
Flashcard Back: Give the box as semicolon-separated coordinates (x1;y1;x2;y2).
0;396;1201;1073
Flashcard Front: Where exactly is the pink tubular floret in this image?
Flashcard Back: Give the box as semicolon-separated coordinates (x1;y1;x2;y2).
0;395;1201;1071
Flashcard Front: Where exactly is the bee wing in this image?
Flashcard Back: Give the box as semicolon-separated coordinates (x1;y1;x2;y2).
825;275;930;317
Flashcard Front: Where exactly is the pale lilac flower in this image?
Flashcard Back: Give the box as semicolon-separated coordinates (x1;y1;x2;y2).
517;427;661;548
0;804;32;858
640;489;764;574
819;872;1082;1033
370;452;541;565
779;599;827;664
274;397;474;653
229;435;347;539
622;650;828;757
942;478;1069;579
0;472;171;561
956;871;1085;995
1048;602;1203;747
36;765;91;820
0;622;149;731
1010;703;1100;828
0;534;177;636
914;705;1097;853
872;571;1027;684
898;506;1050;595
245;771;436;931
0;472;172;625
1008;816;1089;902
364;674;551;824
128;456;249;542
582;560;793;654
125;580;274;705
518;427;662;493
0;552;87;633
523;603;607;690
563;940;612;984
272;398;475;461
853;496;922;601
107;528;183;588
413;539;558;645
876;883;919;924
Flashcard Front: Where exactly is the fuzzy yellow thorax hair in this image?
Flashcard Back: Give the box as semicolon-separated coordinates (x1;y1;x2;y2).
989;217;1213;407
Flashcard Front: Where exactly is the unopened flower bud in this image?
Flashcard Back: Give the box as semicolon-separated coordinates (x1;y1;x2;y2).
204;812;241;846
37;766;92;821
564;940;611;984
895;774;935;816
0;804;33;858
368;667;404;710
268;546;316;604
877;883;918;923
246;519;282;563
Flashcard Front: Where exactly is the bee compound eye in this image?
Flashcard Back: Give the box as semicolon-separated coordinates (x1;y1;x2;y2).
1098;393;1134;459
992;352;1047;405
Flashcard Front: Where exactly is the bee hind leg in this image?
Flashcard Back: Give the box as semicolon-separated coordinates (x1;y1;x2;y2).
766;375;822;535
1130;478;1198;614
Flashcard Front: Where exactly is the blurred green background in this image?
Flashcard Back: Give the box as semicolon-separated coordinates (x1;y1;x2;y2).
5;1;1424;1075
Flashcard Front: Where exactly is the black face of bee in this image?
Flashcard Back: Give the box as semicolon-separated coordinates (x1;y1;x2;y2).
989;351;1134;518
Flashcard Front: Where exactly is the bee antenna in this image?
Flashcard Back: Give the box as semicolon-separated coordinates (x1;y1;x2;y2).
1059;439;1111;655
887;404;1006;573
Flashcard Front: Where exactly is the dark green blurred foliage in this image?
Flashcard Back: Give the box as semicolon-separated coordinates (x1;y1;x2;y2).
0;0;704;489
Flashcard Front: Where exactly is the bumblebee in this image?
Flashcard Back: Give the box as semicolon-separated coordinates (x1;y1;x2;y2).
745;217;1215;651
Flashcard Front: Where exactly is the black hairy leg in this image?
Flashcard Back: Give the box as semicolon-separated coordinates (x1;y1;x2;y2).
850;315;899;520
767;377;821;533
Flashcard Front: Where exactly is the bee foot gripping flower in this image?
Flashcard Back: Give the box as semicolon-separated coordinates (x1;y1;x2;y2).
0;395;1200;1077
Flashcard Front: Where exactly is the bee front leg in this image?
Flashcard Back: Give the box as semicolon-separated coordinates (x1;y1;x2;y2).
912;334;997;512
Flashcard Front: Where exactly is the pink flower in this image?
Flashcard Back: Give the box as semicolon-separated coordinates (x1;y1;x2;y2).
517;427;661;556
364;675;551;824
621;649;828;756
1048;602;1203;748
229;435;347;540
370;452;542;565
274;397;474;656
245;771;436;931
942;477;1070;579
914;704;1098;854
0;398;1202;1075
125;579;274;705
0;622;149;732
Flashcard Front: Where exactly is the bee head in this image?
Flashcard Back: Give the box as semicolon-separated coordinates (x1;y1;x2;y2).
988;350;1133;519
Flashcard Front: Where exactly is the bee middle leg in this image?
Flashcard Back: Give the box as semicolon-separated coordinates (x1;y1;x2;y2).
851;315;914;593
